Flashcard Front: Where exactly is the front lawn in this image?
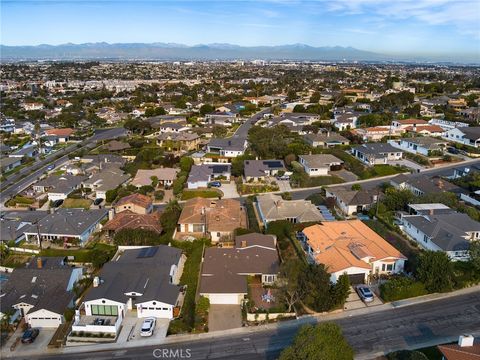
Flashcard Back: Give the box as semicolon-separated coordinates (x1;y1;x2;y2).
39;242;117;265
181;189;222;200
62;198;92;209
291;175;344;188
359;164;408;180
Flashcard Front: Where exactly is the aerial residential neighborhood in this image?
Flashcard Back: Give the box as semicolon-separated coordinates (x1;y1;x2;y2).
1;1;480;358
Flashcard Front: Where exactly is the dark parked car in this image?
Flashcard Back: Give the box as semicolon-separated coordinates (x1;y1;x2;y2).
447;147;459;154
93;198;104;206
356;285;374;303
21;328;39;344
208;181;222;188
51;199;64;208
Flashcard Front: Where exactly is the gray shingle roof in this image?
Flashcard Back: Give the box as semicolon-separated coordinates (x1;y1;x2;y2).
244;160;285;178
353;143;402;155
83;245;182;305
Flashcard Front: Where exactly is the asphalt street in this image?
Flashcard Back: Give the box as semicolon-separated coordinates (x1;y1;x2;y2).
11;290;480;360
0;128;126;206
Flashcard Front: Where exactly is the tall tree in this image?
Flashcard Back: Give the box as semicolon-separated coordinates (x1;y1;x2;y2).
416;251;453;293
279;323;354;360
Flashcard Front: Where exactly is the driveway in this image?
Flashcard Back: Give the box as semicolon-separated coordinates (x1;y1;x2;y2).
5;326;56;356
129;318;169;343
390;159;424;172
330;169;358;182
208;305;242;332
276;179;292;192
344;286;383;311
220;181;239;199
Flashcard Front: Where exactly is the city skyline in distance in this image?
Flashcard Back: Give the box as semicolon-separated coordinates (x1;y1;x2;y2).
1;0;479;62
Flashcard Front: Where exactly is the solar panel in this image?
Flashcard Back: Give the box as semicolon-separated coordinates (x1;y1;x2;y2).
137;247;159;258
264;161;283;168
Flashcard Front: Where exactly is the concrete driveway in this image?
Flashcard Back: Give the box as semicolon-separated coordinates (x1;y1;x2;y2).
275;179;292;192
330;169;358;182
220;181;239;199
5;326;56;355
391;159;424;172
208;305;242;331
344;286;383;311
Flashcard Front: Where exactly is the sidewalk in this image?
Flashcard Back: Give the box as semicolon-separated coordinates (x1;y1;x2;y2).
3;284;479;359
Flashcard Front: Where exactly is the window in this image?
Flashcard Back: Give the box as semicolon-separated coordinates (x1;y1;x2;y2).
423;235;428;243
91;305;118;316
386;264;394;271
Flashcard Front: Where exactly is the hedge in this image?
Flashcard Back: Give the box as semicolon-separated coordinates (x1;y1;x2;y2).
380;276;427;302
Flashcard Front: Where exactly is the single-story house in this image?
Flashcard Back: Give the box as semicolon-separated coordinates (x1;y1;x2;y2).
0;211;48;243
398;205;480;261
304;132;350;148
82;166;130;200
176;198;247;242
74;245;184;336
199;233;280;305
103;211;162;237
33;174;86;201
187;164;231;189
131;168;179;188
390;174;464;197
352;143;403;165
0;257;83;328
45;128;74;142
0;157;22;173
443;126;480;148
23;208;108;246
256;193;324;227
298;154;343;176
207;138;247;158
392;137;448;156
325;187;380;216
301;221;406;283
244;159;286;181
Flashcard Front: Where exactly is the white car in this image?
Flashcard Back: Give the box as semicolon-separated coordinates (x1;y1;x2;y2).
140;317;156;337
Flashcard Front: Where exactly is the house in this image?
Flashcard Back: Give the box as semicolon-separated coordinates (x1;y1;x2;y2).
392;137;449;156
244;159;286;181
45;128;74;142
103;211;162;237
9;145;38;159
176;198;247;242
298;154;343;176
256;193;323;227
0;257;83;328
82;166;130;200
353;126;402;142
398;204;480;261
187;164;231;189
268;113;317;129
33;174;86;201
351;143;403;165
205;112;238;126
0;211;48;243
102;140;131;152
304;132;350;147
404;124;444;137
158;122;189;133
23;208;108;246
131;168;179;188
157;132;200;152
199;233;279;305
437;335;480;360
391;118;429;130
443;127;480;148
390;174;464;197
332;113;358;131
207;138;247;158
23;102;44;111
301;221;406;283
0;157;22;173
114;193;153;214
73;246;184;337
325;187;380;216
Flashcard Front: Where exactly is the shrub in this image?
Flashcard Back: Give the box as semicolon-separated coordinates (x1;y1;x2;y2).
380;276;427;302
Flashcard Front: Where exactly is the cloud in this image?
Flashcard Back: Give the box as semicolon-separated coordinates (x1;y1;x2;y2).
324;0;480;38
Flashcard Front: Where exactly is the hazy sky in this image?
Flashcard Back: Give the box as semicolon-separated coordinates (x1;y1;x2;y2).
1;0;479;57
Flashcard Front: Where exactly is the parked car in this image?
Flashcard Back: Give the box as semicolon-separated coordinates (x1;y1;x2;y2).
447;147;459;154
93;198;104;206
46;164;55;171
140;317;156;337
21;328;40;344
356;285;374;303
51;199;64;208
208;181;222;188
276;175;290;181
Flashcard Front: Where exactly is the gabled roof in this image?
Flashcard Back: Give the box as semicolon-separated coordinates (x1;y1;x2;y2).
244;159;286;178
353;143;402;155
83;246;181;305
208;138;246;151
299;154;343;168
460;127;480;141
188;164;231;183
103;211;162;234
327;187;380;206
45;128;74;137
131;168;179;186
0;257;77;315
256;193;324;223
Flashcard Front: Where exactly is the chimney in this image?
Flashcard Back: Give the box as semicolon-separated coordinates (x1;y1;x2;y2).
241;240;247;248
37;257;43;269
93;276;100;288
429;208;434;216
108;208;115;221
458;335;474;347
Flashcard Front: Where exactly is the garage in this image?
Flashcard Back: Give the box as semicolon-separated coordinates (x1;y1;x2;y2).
136;300;174;319
347;273;366;285
205;293;244;305
26;309;63;328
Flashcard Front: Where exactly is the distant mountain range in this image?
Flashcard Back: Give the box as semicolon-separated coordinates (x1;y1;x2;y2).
0;42;477;63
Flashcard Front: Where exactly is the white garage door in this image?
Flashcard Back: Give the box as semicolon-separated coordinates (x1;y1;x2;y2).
137;307;172;319
208;294;241;305
29;317;62;328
